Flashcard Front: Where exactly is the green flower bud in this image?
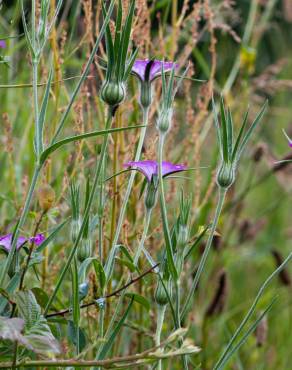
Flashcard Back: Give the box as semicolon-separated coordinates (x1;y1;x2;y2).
70;218;81;244
144;180;158;210
139;81;152;109
157;108;173;133
177;224;189;248
100;81;126;106
155;279;172;306
77;238;92;262
216;162;236;189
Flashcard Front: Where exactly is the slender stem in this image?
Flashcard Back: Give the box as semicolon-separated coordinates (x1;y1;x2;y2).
133;209;153;266
181;187;227;320
32;60;41;159
44;110;113;315
111;108;149;249
0;165;41;286
155;304;166;370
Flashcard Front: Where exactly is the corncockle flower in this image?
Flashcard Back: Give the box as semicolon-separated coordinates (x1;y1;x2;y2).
0;233;45;253
132;60;178;109
132;60;178;82
124;160;186;212
0;40;6;49
124;160;186;182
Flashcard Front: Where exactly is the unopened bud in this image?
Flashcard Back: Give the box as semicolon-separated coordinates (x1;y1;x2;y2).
100;81;126;106
144;180;158;210
77;238;92;262
70;218;81;244
139;81;152;109
155;279;172;306
216;162;235;189
37;184;55;211
177;225;188;248
157;108;173;133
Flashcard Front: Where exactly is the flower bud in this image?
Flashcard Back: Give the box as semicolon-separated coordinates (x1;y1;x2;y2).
155;279;172;306
157;108;173;133
79;282;89;301
216;162;235;189
70;218;81;244
100;81;126;106
37;184;55;211
77;238;92;262
144;180;158;210
177;225;188;248
139;81;152;109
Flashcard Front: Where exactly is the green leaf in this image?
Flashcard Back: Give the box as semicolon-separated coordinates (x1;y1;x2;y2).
40;125;145;165
102;1;115;80
226;108;234;158
31;287;50;309
236;101;267;161
219;97;229;162
14;290;60;354
212;97;223;160
125;293;150;311
231;109;249;162
117;0;135;80
98;298;134;360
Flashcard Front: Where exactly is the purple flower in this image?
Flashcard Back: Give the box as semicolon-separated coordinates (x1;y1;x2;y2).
0;40;6;49
124;160;186;182
132;59;178;82
0;233;45;253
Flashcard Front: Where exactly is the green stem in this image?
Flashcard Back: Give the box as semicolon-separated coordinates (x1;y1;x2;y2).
181;187;227;320
111;108;149;249
155;304;166;370
32;60;42;159
0;165;41;286
133;209;155;267
44;110;113;315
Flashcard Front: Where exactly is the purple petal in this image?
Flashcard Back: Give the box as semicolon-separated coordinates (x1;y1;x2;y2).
132;59;179;82
161;161;187;177
124;160;157;181
0;40;6;49
149;61;178;81
0;233;46;253
132;60;149;81
0;234;27;252
30;233;45;246
124;160;186;181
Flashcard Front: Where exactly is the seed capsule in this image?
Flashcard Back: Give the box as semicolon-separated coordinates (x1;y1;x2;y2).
216;162;235;189
100;81;126;106
37;184;55;211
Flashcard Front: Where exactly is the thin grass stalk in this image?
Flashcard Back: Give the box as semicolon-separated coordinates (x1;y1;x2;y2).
181;188;227;319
